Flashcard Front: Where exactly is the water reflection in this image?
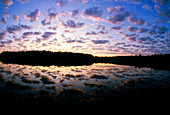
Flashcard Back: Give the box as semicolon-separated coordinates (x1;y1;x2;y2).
0;62;169;105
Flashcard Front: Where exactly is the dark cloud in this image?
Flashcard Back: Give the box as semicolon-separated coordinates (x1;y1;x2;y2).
41;19;52;26
1;17;7;24
56;0;68;8
83;6;103;21
1;0;13;6
62;20;85;28
154;34;165;39
126;37;137;41
13;15;19;21
110;26;122;31
137;36;153;44
86;30;108;35
147;29;156;35
127;16;145;25
0;40;13;47
107;6;124;14
24;9;40;22
157;25;168;34
48;26;58;30
152;0;170;6
41;32;56;40
66;39;84;43
6;24;32;33
107;11;130;24
122;33;139;38
0;31;7;40
137;28;149;33
22;31;42;38
47;13;58;19
86;31;98;35
20;24;32;29
127;26;138;32
91;40;109;44
69;10;79;16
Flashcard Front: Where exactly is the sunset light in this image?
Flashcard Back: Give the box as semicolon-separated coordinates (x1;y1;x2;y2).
0;0;169;56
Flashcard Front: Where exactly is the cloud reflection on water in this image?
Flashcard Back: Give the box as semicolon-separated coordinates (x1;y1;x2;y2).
0;62;170;104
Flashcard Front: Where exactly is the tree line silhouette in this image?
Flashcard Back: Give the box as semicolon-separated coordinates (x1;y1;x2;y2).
0;50;169;70
0;51;94;66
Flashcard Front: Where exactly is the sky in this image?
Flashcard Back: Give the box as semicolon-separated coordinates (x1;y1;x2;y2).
0;0;170;56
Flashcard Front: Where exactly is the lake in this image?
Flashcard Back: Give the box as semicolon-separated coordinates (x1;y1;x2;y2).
0;62;169;107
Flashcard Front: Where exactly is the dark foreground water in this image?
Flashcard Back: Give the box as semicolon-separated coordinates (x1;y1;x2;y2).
0;62;169;108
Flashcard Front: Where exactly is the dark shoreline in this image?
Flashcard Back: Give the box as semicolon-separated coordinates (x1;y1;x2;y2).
0;51;170;71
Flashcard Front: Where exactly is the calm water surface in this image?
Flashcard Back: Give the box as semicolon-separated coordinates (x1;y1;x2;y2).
0;62;169;105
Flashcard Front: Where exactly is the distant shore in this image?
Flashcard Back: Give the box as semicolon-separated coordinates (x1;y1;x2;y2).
0;51;170;71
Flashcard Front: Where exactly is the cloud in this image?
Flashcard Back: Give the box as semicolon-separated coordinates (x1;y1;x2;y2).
91;40;109;44
126;37;137;41
69;10;79;16
127;26;138;32
41;19;52;26
107;11;130;24
167;31;170;39
56;0;68;8
110;26;122;31
0;40;13;47
152;0;170;6
41;32;56;40
13;15;19;21
66;39;84;43
48;26;58;30
22;31;42;38
154;5;170;18
157;25;168;34
127;16;145;25
86;30;108;35
122;33;139;38
137;28;149;33
47;13;58;19
137;36;153;44
142;4;153;12
115;0;141;4
107;6;124;14
1;0;13;6
154;5;162;14
17;0;30;3
62;20;85;28
1;17;7;24
6;24;32;33
24;9;40;22
86;31;98;35
0;31;6;40
82;6;104;21
147;29;156;35
80;0;88;4
95;25;105;30
64;30;75;33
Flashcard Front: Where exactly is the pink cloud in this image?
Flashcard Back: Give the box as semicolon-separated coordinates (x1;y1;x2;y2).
1;0;13;6
142;4;153;12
